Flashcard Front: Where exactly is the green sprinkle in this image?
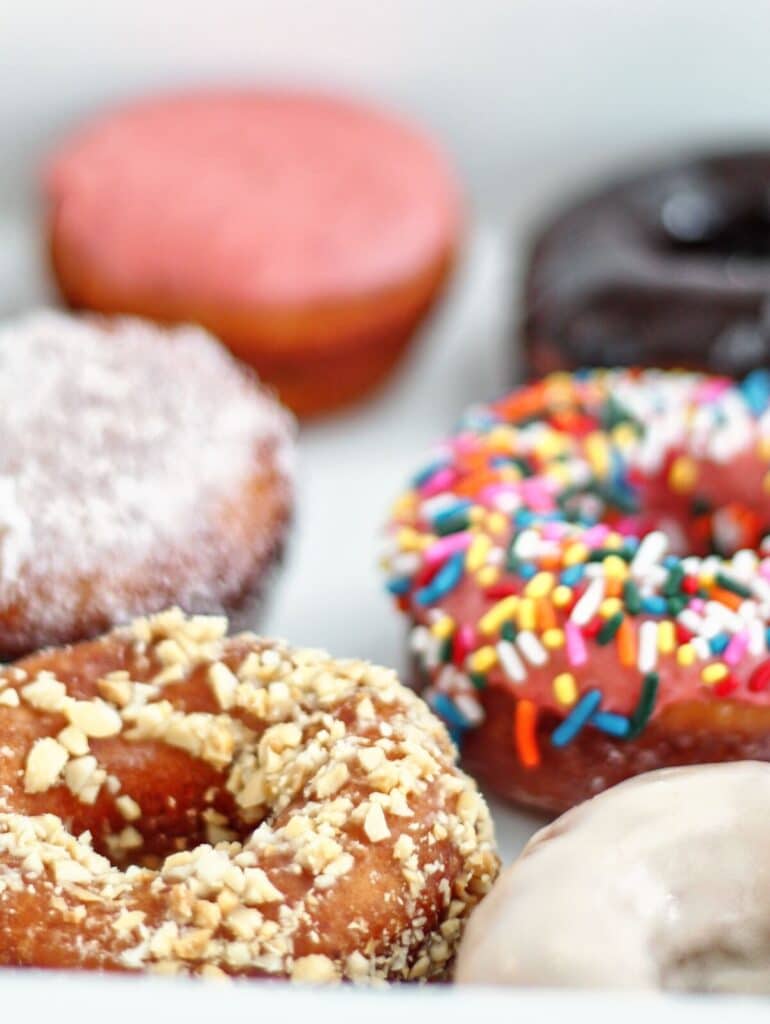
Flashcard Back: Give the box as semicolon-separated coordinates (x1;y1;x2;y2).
662;565;684;597
597;611;624;645
623;579;642;615
666;595;687;616
626;672;659;740
501;621;518;643
469;672;487;691
715;572;751;598
439;635;454;663
435;511;471;536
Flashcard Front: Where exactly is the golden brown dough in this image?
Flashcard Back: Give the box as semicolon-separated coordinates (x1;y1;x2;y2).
0;609;498;981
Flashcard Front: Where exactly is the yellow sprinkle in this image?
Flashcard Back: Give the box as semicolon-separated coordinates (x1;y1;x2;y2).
391;492;419;519
546;464;572;488
757;436;770;461
585;432;610;477
466;534;492;573
479;596;519;637
476;566;500;588
487;426;518;449
677;643;696;667
602;555;628;580
699;574;714;589
563;543;589;567
542;628;565;650
657;621;675;655
701;662;728;685
553;672;578;707
485;512;509;536
397;527;432;552
430;616;455;640
611;423;638;449
517;598;537;631
524;572;555;600
604;532;624;549
552;585;573;608
668;455;698;494
468;646;498;674
469;506;486;525
763;471;770;496
498;466;521;484
534;431;569;460
599;597;623;618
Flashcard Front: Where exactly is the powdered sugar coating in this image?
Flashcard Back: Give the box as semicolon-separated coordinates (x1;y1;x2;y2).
0;311;294;653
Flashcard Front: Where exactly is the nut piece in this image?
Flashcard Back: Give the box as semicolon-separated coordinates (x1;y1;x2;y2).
24;737;69;793
363;803;391;843
291;955;340;984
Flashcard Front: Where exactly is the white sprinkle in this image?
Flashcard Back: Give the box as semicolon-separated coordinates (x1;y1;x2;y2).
630;531;668;579
496;641;525;683
637;621;659;674
570;577;605;626
515;630;548;667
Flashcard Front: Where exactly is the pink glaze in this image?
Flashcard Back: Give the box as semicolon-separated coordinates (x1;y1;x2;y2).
47;91;461;310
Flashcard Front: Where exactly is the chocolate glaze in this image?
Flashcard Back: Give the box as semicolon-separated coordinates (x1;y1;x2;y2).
522;150;770;377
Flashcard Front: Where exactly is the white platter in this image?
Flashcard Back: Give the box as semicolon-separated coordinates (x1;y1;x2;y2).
0;217;764;1014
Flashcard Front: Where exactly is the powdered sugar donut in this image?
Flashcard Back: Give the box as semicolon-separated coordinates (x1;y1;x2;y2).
456;762;770;992
0;311;293;658
383;369;770;812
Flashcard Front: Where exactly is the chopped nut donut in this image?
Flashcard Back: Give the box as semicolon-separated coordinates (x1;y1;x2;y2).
0;609;498;982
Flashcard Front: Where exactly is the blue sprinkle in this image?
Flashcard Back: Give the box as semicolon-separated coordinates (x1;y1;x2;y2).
560;565;585;587
663;554;680;568
386;577;411;596
414;552;465;605
590;710;631;738
709;633;729;655
641;595;668;615
519;562;537;580
433;500;472;526
412;457;450;487
741;369;770;416
430;692;471;731
515;509;536;527
551;689;603;747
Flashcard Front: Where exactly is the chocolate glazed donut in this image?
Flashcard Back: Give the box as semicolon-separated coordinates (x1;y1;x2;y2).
522;150;770;377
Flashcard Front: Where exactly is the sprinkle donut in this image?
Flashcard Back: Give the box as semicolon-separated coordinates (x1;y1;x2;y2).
0;609;497;980
456;762;770;992
0;311;293;660
382;369;770;813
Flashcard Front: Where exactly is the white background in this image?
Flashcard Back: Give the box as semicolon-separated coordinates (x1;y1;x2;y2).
2;3;770;1010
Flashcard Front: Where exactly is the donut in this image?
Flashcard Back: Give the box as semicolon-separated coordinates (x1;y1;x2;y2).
0;310;293;660
45;90;461;417
456;762;770;992
522;150;770;379
0;608;497;980
382;368;770;814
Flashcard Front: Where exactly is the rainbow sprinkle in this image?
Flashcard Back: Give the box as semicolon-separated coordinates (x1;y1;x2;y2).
383;369;770;765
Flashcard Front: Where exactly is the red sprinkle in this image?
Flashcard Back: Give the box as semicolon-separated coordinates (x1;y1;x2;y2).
681;576;699;595
484;581;519;600
749;660;770;693
714;673;739;698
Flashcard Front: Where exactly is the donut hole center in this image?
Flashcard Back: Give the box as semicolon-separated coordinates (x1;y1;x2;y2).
561;451;769;559
661;191;770;259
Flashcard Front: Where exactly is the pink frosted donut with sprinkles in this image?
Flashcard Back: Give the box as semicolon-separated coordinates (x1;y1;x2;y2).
382;368;770;813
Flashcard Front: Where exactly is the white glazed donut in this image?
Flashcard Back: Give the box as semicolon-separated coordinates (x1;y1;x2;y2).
455;762;770;993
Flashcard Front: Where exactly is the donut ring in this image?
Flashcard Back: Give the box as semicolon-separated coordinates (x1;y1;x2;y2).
456;762;770;992
0;311;293;659
383;369;770;813
522;149;770;379
0;609;497;981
